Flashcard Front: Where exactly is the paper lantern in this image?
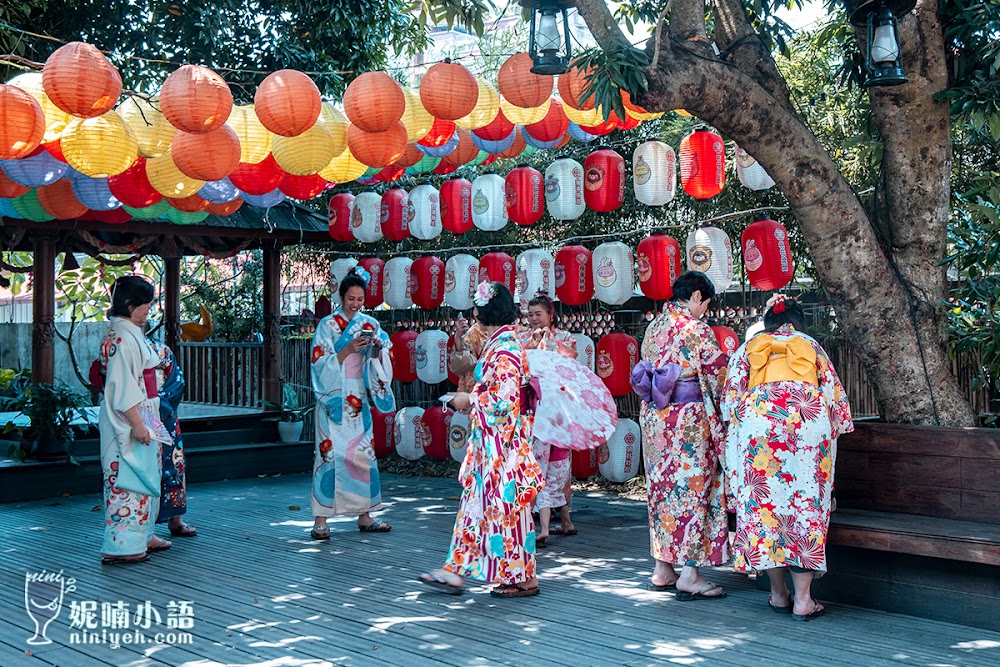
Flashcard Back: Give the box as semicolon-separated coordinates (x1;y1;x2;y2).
11;190;54;222
400;88;435;143
272;123;337;176
390;330;418;383
499;97;548;126
80;206;132;224
0;169;29;198
478;251;516;296
712;325;740;357
254;70;321;137
166;193;209;213
0;151;66;187
412;255;446;310
60;113;138;177
568;121;598;143
680;127;726;199
408;154;441;175
432;160;459;176
72;177;120;210
122;200;170;219
171;125;240;181
445;253;479;310
347;122;407;168
471;173;507;231
394;144;425;169
516;248;555;303
597;332;639;397
396;407;429;461
320;148;367;183
0;85;44;160
0;197;24;219
145;153;206;199
224;105;271;164
159;65;232;134
599;418;641;483
279;173;328;200
572;449;599;480
380;187;410;241
592;241;634;306
346;191;381;243
358;257;385;308
633;140;676;206
584;148;626;213
686;226;734;293
318;103;349;156
572;333;596;371
205;197;242;216
198;177;240;205
497;52;553;109
420;61;479;121
558;64;596;111
521;125;562;150
8;72;72;143
544;158;585;221
555;244;594;306
420;405;453;461
637;233;682;301
328;192;355;242
455;79;500;130
505;165;544;226
448;411;470;463
37;179;87;219
442;129;480;166
416;329;450;384
372;407;397;459
329;257;359;306
742;217;794;290
241;189;285;208
383;256;414;309
408;184;441;240
578;116;617;136
343;71;405;133
524;99;569;143
166;207;208;225
563;102;603;126
735;145;775;191
228;154;284;196
471;126;517;154
440;177;473;235
472;109;515;142
42;42;121;119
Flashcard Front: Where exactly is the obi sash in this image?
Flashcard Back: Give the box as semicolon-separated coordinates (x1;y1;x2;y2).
746;334;818;389
630;360;703;409
521;376;541;415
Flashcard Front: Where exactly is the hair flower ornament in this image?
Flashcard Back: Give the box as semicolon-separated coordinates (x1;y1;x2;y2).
473;281;496;307
766;293;788;314
352;266;371;286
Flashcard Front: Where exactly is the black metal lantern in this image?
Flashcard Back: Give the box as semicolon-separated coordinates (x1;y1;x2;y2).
843;0;915;87
520;0;575;76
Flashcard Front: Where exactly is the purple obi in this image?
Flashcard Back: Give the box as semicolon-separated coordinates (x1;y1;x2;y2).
520;376;542;414
630;360;703;409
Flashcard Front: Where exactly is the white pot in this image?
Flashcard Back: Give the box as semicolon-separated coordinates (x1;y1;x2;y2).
277;420;305;443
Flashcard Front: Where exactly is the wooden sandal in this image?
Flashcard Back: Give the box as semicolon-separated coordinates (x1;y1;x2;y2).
490;583;540;598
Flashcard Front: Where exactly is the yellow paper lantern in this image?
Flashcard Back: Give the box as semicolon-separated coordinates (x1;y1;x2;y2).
226;105;272;164
562;102;604;126
317;103;348;158
675;109;693;117
320;148;367;183
146;153;206;198
455;80;500;131
116;96;176;158
399;88;435;143
272;123;337;176
7;72;72;142
60;112;138;177
500;97;548;126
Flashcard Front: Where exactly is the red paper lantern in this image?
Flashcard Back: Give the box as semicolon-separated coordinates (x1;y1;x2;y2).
376;163;407;182
572;449;599;480
380;187;410;241
347;122;407;168
583;148;625;213
358;257;385;308
497;53;553;109
524;100;569;144
472;110;514;142
37;179;87;219
421;406;453;461
554;244;594;306
390;330;418;383
79;207;132;224
108;157;163;208
328;192;355;241
43;140;66;162
440;177;473;235
610;110;641;132
636;233;682;300
372;407;397;459
205;198;242;216
478;252;516;296
432;161;458;176
596;332;639;397
712;325;740;357
742;217;794;291
314;295;332;319
342;71;405;133
0;84;45;160
229;154;285;196
505;164;544;226
417;118;456;148
577;118;616;136
166;193;209;213
680;127;726;200
279;173;328;200
420;61;479;121
411;255;446;310
0;169;30;198
255;69;322;137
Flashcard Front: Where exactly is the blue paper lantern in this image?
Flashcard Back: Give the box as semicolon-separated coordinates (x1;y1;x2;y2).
199;178;241;204
72;177;121;210
416;133;460;158
471;127;517;154
242;189;286;208
0;152;68;188
0;197;25;219
568;121;598;143
520;126;562;150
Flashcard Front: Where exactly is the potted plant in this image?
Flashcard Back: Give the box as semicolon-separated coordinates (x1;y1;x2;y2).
262;384;314;443
2;381;92;462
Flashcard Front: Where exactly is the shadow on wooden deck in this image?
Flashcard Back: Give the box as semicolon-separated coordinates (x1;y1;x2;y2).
1;473;999;667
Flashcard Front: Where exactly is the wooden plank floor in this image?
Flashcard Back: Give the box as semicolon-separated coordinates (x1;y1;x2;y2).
2;473;999;667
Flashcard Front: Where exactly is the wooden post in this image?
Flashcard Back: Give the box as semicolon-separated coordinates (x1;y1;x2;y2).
262;242;282;405
164;257;182;352
31;234;56;385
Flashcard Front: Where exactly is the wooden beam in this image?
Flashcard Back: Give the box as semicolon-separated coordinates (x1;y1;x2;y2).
31;234;56;385
164;257;181;352
262;242;282;405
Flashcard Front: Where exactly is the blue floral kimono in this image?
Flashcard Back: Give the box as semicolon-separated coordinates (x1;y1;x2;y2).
150;341;187;522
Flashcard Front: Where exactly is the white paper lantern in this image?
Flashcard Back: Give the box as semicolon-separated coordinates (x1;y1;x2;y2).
394;407;426;461
592;241;635;306
383;257;414;309
408;184;441;240
599;418;641;483
544;157;585;221
633;140;676;206
735;145;775;192
448;411;470;463
572;333;595;372
445;253;479;310
516;248;556;303
415;329;450;384
351;191;383;243
329;257;358;306
471;173;507;231
686;226;734;293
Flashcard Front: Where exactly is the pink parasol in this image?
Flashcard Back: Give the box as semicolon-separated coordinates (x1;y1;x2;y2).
526;349;618;451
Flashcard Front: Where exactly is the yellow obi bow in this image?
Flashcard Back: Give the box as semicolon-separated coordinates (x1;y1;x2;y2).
747;334;818;389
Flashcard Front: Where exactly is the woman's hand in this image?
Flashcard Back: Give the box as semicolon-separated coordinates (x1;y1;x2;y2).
132;423;151;446
454;316;469;350
449;392;472;412
338;336;369;362
531;328;545;342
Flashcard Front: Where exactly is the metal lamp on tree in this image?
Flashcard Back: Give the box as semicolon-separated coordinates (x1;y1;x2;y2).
843;0;916;87
521;0;576;76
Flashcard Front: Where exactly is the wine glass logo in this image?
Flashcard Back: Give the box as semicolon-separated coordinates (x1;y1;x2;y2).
24;570;75;645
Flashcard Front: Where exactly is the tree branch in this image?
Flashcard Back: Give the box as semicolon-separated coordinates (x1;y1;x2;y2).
668;0;709;46
574;0;632;52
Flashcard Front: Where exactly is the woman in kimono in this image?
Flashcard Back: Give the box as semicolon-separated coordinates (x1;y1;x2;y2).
150;340;196;538
722;295;853;621
421;282;542;598
98;276;172;564
310;266;395;540
633;271;729;599
519;290;577;547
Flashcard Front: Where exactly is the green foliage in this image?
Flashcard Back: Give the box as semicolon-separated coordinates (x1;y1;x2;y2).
410;0;494;37
571;45;650;122
939;0;1000;141
261;383;314;422
181;252;264;342
2;381;92;461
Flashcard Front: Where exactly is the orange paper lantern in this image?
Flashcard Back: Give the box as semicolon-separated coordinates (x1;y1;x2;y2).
42;42;122;119
166;193;209;213
254;69;322;137
394;143;425;168
206;197;243;216
558;64;596;111
171;125;241;181
443;130;479;166
37;179;88;219
0;85;45;159
419;60;479;121
343;72;405;133
0;169;30;198
347;122;407;168
496;129;527;159
160;65;233;134
497;52;553;109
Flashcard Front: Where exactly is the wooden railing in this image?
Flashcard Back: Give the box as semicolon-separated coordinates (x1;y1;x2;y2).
177;342;263;408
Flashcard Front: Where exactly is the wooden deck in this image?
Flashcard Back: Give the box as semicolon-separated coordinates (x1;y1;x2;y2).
2;474;999;667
